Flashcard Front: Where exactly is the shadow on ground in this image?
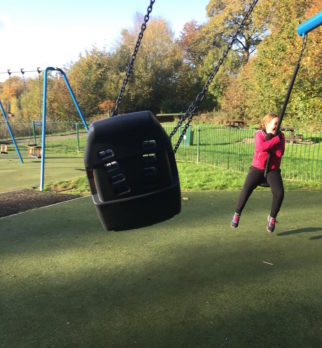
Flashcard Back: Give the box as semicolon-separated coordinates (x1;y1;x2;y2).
277;227;322;239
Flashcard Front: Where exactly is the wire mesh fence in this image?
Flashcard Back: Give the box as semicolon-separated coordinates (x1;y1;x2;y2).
0;120;86;140
164;125;321;184
1;121;321;185
0;120;87;154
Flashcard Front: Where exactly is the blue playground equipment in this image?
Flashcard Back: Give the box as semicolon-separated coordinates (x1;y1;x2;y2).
0;99;24;163
40;66;89;191
297;12;322;37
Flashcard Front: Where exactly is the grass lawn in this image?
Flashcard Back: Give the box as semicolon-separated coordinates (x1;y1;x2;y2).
1;133;320;193
1;191;322;347
0;151;85;193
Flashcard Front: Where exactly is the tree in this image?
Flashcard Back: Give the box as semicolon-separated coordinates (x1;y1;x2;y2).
105;43;133;114
185;0;268;113
206;0;267;64
221;75;247;120
111;17;183;114
0;76;24;118
244;0;321;127
219;0;322;128
175;21;215;112
67;48;112;120
178;21;212;68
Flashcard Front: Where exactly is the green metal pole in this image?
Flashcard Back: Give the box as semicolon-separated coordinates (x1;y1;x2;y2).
196;126;201;164
315;132;321;183
76;122;80;152
227;127;231;170
32;121;36;144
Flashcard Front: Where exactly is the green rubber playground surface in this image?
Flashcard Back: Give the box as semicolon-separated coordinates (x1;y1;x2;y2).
0;152;85;192
1;191;322;347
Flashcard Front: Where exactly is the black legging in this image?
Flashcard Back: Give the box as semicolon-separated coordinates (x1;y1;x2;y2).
235;166;284;218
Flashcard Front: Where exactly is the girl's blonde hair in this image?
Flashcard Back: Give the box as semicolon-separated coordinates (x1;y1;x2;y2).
261;112;278;130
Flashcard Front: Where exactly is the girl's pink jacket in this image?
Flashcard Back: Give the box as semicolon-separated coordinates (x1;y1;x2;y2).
251;130;285;170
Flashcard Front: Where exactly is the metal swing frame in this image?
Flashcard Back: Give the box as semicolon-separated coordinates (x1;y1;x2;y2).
0;99;24;163
40;67;89;191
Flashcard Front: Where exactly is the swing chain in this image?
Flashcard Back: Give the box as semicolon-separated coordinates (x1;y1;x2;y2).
7;69;11;114
21;68;31;122
298;34;308;63
21;68;27;92
112;0;156;116
263;34;308;178
170;0;259;153
37;68;42;119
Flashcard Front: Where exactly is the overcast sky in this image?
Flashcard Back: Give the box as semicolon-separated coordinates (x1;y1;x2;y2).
0;0;209;81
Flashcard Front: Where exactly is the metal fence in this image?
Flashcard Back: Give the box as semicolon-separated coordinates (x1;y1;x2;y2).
164;125;322;184
0;120;85;140
1;121;321;185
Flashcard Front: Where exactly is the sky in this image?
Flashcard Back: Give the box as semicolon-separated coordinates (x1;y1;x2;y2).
0;0;209;81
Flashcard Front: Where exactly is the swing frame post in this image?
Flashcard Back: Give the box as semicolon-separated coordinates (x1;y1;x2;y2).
75;122;80;152
297;12;322;37
196;126;200;164
0;99;24;163
40;67;89;191
32;120;37;144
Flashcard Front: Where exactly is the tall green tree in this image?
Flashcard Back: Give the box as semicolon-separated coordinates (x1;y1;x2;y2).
243;0;321;127
220;0;321;128
175;21;215;112
0;76;24;118
20;77;43;122
206;0;266;64
112;17;183;114
67;48;112;120
104;43;133;114
189;0;267;114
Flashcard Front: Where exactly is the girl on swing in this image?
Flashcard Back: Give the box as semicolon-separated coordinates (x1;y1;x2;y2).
231;112;285;233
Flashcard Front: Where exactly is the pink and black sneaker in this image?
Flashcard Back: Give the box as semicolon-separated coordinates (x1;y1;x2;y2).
231;212;240;228
267;215;276;233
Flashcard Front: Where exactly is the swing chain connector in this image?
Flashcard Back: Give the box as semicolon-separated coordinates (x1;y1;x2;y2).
170;0;259;153
112;0;156;116
299;34;308;62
